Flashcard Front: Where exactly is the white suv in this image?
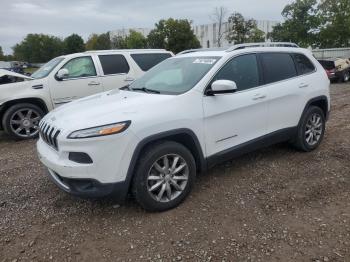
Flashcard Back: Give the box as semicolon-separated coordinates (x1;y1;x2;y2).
37;43;330;212
0;49;172;140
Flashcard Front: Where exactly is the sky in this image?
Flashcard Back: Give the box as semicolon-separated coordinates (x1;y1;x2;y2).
0;0;294;54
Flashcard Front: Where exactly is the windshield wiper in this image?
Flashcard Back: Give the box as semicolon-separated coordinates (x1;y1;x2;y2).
131;87;160;94
120;84;131;90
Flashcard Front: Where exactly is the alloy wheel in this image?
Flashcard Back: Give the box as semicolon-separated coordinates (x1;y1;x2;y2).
9;108;41;138
147;154;189;203
305;113;323;146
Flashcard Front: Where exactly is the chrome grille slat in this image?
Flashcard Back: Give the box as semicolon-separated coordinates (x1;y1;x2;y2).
39;121;61;151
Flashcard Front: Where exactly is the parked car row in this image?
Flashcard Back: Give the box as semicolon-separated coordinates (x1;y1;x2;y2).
0;49;173;139
318;57;350;82
34;43;330;211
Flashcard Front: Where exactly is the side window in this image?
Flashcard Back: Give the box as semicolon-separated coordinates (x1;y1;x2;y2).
213;54;260;91
131;53;172;71
260;53;297;84
98;55;130;75
61;56;96;79
292;53;316;75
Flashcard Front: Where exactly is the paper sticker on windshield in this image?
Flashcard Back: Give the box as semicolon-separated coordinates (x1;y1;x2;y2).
193;58;217;65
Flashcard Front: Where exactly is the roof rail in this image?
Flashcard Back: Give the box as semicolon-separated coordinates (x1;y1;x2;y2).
84;49;167;53
226;42;299;52
177;47;226;55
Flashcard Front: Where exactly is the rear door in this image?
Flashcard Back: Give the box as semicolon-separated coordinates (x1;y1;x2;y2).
49;55;103;107
97;54;134;91
260;52;315;133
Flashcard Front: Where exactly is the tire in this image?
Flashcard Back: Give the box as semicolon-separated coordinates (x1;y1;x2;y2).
132;141;196;212
292;106;325;152
342;71;350;82
2;103;44;140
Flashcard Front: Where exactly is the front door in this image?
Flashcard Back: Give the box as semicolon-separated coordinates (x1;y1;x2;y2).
49;56;103;107
203;54;268;157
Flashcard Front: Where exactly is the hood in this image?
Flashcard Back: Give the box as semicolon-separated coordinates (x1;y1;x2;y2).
44;90;175;131
0;69;33;80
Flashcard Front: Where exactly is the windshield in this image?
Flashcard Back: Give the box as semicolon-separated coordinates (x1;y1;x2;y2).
31;57;64;79
128;56;220;95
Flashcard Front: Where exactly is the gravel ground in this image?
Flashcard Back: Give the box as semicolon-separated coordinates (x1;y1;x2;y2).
0;83;349;262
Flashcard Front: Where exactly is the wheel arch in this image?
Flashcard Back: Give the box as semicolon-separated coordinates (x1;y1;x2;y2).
300;96;329;125
120;128;207;200
0;98;49;129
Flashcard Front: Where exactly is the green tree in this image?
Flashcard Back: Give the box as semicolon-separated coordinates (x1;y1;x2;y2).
226;12;265;44
125;30;148;48
268;0;320;47
111;35;127;49
148;18;201;54
86;32;111;50
0;46;4;60
13;34;63;63
63;34;85;54
318;0;350;48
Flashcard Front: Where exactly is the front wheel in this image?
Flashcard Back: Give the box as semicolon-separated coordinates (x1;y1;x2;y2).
292;106;325;152
2;103;44;140
132;141;196;212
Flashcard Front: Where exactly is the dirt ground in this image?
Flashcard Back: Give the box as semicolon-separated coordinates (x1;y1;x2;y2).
0;83;349;262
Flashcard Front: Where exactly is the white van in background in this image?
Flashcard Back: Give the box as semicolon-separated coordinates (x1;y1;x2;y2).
0;49;173;139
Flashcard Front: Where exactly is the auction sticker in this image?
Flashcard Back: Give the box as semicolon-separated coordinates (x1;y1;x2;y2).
193;58;217;65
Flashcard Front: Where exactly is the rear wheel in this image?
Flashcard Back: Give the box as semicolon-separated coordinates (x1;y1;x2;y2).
292;106;325;152
2;103;44;140
132;141;196;212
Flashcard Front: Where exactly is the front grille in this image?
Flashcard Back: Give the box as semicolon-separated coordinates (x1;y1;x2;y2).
39;121;61;150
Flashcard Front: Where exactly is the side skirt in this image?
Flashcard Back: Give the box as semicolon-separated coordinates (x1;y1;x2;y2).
206;127;297;168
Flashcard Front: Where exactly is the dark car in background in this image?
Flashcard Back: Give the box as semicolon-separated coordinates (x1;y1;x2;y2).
318;58;350;82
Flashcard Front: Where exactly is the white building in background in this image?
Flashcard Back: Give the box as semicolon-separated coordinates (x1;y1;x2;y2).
193;20;280;48
109;19;279;48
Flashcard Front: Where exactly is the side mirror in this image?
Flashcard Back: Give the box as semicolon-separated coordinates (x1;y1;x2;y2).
206;80;237;96
56;69;69;80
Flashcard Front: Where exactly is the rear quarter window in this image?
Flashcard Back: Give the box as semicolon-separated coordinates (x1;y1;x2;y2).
292;53;315;75
131;53;172;71
260;53;297;84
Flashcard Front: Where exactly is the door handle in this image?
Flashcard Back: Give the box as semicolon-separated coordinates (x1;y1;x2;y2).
252;94;266;100
88;81;101;86
299;83;309;88
124;77;135;82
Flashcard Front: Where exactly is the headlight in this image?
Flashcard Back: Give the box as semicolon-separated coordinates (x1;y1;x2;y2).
67;121;131;139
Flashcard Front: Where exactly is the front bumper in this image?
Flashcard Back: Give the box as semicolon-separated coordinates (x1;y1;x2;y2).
46;169;129;200
36;129;139;200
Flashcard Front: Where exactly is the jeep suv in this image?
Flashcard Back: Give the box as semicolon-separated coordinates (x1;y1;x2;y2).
0;49;172;140
37;43;330;212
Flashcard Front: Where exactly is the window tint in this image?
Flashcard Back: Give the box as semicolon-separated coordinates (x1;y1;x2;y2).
131;53;172;71
61;56;96;79
213;54;260;91
292;53;315;75
260;53;297;84
98;55;130;75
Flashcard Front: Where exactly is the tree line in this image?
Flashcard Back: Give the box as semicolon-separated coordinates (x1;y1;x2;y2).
1;0;348;63
0;18;201;63
269;0;350;48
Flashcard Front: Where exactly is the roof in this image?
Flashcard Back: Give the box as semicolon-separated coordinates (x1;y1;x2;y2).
84;49;170;54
